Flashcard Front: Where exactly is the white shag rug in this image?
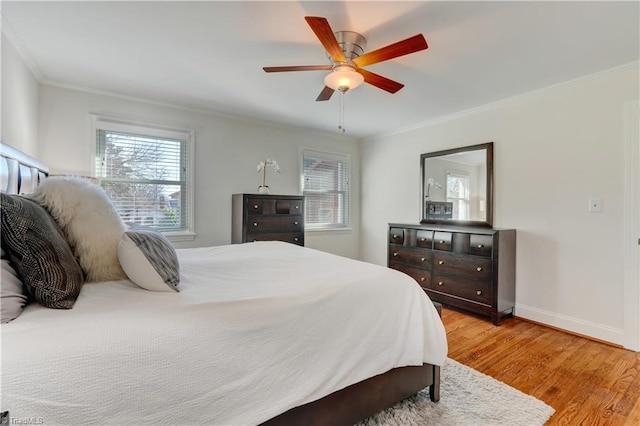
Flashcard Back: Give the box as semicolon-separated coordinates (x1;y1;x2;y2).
357;358;555;426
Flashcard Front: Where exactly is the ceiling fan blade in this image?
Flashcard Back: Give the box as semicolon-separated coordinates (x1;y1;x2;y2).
353;34;428;68
305;16;347;63
316;86;335;101
357;68;404;94
263;65;333;73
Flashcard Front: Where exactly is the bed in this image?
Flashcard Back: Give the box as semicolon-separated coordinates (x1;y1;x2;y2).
0;141;448;426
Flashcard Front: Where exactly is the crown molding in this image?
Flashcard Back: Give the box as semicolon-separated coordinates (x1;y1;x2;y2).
41;78;357;143
1;13;44;81
366;61;640;142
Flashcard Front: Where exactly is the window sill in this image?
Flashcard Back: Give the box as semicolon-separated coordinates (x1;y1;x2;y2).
164;231;196;242
306;227;352;233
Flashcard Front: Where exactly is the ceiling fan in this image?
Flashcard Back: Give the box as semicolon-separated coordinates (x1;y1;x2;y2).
263;16;428;101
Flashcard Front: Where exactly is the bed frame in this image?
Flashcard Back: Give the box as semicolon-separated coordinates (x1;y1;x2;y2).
262;363;439;426
0;142;48;194
0;141;441;425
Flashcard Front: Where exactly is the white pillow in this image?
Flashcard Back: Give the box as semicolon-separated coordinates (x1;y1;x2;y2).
1;249;28;323
118;231;180;292
29;176;127;282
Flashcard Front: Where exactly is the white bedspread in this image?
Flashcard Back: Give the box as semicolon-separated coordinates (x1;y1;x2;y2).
1;242;447;426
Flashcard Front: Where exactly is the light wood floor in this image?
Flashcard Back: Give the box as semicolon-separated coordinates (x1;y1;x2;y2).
441;307;640;425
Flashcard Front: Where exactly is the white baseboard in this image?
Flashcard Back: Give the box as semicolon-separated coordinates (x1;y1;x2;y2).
515;304;625;347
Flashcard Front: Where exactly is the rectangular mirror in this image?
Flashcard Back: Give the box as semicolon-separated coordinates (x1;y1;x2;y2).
420;142;493;227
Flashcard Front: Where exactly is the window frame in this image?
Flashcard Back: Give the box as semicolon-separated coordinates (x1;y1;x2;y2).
299;148;351;231
91;115;195;241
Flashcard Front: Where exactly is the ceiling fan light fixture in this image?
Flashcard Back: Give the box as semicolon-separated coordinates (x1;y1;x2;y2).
324;65;364;92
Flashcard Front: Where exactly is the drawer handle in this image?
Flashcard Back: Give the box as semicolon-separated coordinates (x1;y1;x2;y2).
476;267;483;272
476;290;482;296
253;205;259;209
438;260;444;265
438;281;444;286
477;244;484;248
439;240;445;244
253;222;258;226
295;205;299;209
393;234;400;239
393;252;399;257
421;257;426;262
420;277;426;282
294;237;299;242
294;221;299;225
420;238;426;242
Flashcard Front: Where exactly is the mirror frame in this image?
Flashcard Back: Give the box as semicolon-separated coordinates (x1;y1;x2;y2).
420;142;494;227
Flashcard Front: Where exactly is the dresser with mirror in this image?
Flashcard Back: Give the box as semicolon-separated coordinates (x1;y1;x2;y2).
388;142;516;325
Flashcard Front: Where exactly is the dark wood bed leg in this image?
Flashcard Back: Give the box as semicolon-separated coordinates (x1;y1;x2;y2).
429;302;442;402
429;364;440;402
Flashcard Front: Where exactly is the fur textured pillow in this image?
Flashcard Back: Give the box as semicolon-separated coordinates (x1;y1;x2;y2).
29;176;127;282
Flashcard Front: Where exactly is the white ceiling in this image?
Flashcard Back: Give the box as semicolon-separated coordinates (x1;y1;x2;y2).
2;1;639;138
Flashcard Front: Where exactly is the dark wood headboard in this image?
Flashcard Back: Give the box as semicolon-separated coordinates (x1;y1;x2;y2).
0;142;49;195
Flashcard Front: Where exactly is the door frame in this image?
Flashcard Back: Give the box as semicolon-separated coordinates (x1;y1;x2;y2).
623;100;639;351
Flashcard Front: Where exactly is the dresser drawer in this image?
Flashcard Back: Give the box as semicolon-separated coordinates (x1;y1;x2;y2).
416;230;434;248
276;199;303;215
247;198;265;214
433;252;492;280
390;263;431;289
433;232;452;251
469;234;493;257
389;246;432;268
248;215;303;233
432;273;491;304
389;228;405;245
247;232;303;245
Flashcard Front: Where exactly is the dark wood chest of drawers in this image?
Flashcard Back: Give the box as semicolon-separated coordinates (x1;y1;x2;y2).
388;223;516;325
232;194;304;246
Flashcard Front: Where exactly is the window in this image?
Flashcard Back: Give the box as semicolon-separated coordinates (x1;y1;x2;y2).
301;149;350;229
446;170;470;220
93;116;194;240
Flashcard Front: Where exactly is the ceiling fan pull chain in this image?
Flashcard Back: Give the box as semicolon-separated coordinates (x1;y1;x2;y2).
338;90;346;133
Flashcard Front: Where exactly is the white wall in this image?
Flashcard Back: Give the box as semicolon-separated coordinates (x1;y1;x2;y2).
1;33;39;156
360;64;639;347
37;85;361;258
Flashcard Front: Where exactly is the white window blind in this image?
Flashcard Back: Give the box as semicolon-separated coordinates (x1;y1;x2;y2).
301;150;350;229
94;118;193;235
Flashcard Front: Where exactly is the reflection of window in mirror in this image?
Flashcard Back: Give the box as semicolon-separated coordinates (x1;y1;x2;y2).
446;171;470;220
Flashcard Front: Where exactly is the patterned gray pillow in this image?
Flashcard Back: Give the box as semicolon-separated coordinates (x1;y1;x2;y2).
0;193;84;309
118;230;180;292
